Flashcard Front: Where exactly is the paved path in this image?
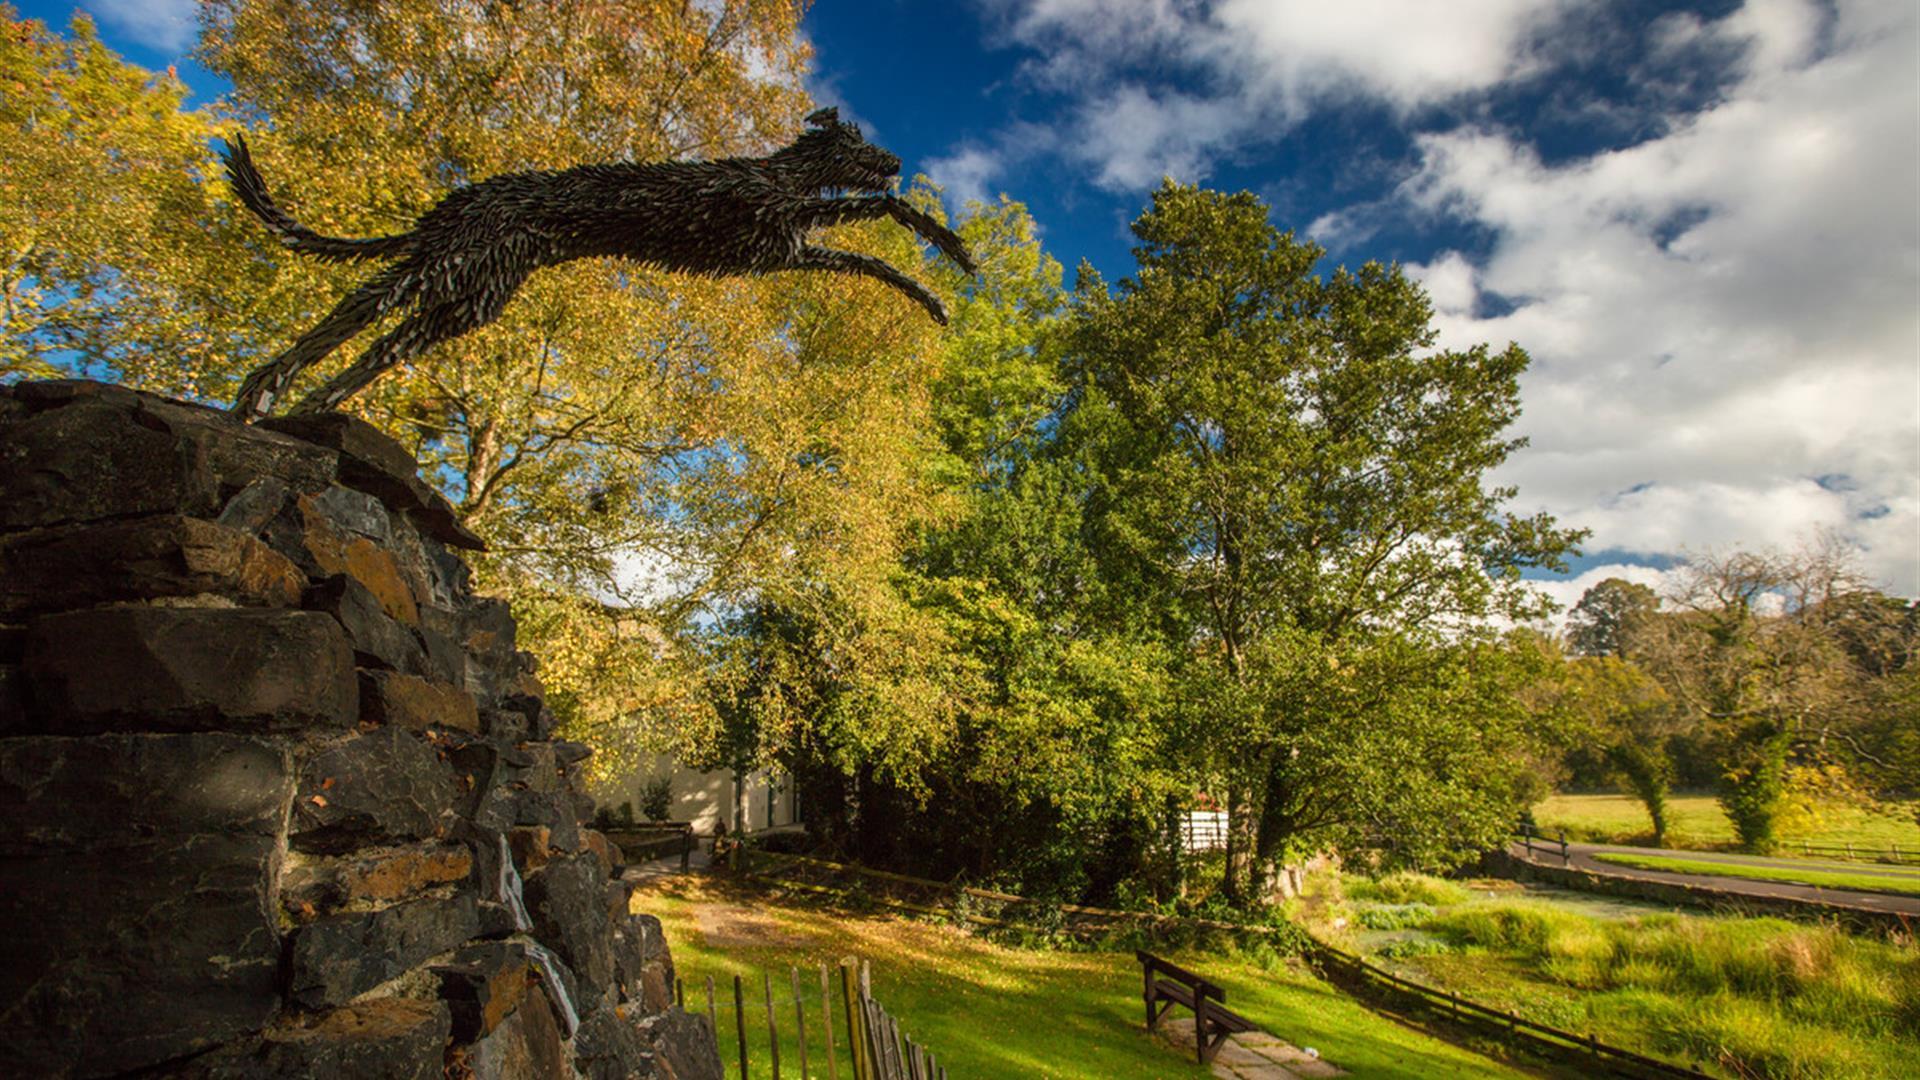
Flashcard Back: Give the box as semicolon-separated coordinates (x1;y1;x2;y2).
1510;840;1920;916
1156;1017;1344;1080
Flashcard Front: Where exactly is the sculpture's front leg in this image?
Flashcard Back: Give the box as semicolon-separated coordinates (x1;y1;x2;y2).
796;197;976;276
793;245;948;325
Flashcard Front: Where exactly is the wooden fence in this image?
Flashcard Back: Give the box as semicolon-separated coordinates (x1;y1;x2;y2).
683;958;945;1079
733;848;1727;1079
1305;941;1713;1079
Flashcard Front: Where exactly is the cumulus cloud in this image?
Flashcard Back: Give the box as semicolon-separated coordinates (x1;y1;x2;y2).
1405;0;1919;593
1522;562;1683;632
985;0;1566;189
979;0;1916;595
89;0;197;53
925;147;1004;210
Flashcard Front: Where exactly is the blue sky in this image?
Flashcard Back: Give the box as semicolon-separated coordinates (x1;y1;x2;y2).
20;0;1920;604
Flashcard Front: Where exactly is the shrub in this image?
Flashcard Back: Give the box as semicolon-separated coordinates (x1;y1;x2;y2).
639;776;673;822
1345;872;1471;907
1357;903;1437;931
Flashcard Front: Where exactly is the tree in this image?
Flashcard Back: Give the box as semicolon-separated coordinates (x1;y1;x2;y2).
0;10;226;382
2;4;984;767
1519;634;1679;844
1567;577;1659;658
1058;182;1583;899
1630;539;1912;850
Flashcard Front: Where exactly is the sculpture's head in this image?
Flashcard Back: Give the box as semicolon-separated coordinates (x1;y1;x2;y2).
776;107;901;193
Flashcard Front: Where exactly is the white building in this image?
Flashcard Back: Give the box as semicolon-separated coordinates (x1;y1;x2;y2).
592;752;799;836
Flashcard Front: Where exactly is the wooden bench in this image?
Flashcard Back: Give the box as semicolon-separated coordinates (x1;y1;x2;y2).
1136;950;1257;1065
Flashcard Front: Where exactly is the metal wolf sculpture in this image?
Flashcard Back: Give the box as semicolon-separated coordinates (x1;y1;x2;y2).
224;108;975;419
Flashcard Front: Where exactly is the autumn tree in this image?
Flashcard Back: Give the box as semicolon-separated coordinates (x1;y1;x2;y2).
0;10;227;381
1059;182;1582;899
1;3;986;778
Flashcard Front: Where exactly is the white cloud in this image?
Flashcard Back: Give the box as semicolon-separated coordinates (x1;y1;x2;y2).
1403;0;1919;594
89;0;197;53
1523;562;1683;632
977;0;1918;595
925;147;1003;211
987;0;1565;188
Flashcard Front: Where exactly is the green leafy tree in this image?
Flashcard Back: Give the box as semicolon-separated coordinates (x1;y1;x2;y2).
1059;182;1583;900
1567;577;1659;658
1520;633;1679;844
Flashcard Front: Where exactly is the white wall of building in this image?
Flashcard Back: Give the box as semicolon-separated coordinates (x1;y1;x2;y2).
592;752;798;836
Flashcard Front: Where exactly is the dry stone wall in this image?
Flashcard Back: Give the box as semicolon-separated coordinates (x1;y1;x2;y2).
0;379;721;1080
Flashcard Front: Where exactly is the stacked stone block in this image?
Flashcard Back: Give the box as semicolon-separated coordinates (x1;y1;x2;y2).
0;380;718;1079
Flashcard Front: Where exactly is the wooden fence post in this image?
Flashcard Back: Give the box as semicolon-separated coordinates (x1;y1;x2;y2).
735;974;749;1079
820;964;840;1080
763;970;781;1080
706;975;718;1039
840;963;863;1080
790;967;811;1080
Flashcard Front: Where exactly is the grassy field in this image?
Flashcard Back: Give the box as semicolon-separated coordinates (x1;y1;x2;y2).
1588;851;1920;897
1531;793;1920;853
631;873;1531;1079
1323;873;1920;1080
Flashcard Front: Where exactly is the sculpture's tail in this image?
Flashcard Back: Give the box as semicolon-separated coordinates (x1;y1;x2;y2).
222;134;417;263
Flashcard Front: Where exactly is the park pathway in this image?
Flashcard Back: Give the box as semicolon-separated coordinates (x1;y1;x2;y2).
1509;840;1920;916
1156;1017;1345;1080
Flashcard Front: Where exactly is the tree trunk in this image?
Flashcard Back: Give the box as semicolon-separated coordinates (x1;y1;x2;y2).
733;767;751;837
1221;785;1253;905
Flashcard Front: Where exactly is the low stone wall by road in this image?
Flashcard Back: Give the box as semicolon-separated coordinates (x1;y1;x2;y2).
0;380;719;1079
1483;848;1911;935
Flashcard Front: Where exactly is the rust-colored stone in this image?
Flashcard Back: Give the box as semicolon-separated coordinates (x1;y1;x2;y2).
361;669;479;733
296;495;422;626
0;516;304;617
581;829;616;879
507;825;553;873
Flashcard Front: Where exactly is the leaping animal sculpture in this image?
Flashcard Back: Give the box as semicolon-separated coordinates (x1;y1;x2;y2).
224;108;975;419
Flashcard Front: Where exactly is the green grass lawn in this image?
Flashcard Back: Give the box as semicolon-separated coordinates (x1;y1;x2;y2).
1531;792;1920;853
1588;851;1920;897
1324;873;1920;1080
632;874;1531;1079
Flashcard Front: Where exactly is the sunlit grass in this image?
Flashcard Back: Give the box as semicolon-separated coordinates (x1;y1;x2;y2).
1342;882;1920;1080
1589;852;1920;896
1532;793;1920;853
631;874;1530;1079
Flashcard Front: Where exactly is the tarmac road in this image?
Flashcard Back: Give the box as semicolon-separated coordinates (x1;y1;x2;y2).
1507;839;1920;917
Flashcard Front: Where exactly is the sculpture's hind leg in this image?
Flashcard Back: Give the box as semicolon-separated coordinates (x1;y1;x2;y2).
283;313;440;416
793;245;948;324
230;268;403;419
